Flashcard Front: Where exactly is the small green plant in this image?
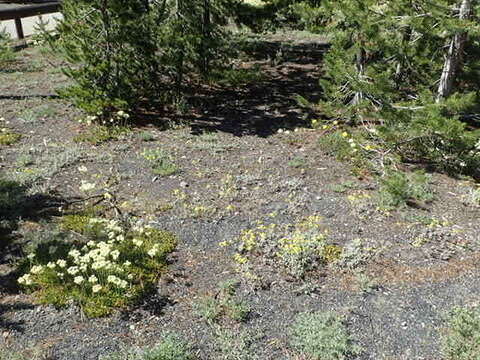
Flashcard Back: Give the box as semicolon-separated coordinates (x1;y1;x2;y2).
142;333;194;360
100;333;193;360
318;131;356;161
331;180;359;194
355;271;377;294
378;170;434;209
318;130;372;173
0;30;15;65
194;280;250;323
214;327;258;360
138;131;156;142
290;312;361;360
0;345;52;360
18;217;177;317
16;153;34;167
464;186;480;207
141;148;178;177
337;238;381;269
18;106;56;124
74;126;130;145
287;156;306;168
442;306;480;360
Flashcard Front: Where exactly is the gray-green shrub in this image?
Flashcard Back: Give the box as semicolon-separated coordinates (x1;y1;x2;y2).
290;311;361;360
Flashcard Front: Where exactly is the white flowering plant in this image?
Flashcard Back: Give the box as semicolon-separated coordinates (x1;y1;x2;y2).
18;217;176;317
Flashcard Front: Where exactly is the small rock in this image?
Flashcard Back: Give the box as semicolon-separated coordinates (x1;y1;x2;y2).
180;181;188;188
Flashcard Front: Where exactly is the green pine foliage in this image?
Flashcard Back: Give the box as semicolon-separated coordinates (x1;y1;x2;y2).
317;0;480;176
46;0;232;120
0;30;15;65
48;0;161;117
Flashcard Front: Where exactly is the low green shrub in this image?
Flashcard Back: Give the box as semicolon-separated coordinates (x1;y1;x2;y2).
101;333;193;360
377;170;434;210
18;217;177;317
442;306;480;360
214;327;258;360
142;333;194;360
290;311;361;360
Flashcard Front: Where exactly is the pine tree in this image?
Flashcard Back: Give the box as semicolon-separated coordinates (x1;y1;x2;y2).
48;0;161;117
318;0;480;174
45;0;232;119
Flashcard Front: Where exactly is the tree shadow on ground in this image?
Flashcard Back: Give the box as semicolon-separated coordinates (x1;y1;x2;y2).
0;177;70;333
0;177;68;293
186;63;323;137
0;302;34;333
137;38;328;138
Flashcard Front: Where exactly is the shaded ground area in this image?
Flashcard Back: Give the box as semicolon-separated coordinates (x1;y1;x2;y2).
0;33;479;359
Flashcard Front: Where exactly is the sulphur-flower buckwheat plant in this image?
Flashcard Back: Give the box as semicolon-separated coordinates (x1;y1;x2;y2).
232;215;333;278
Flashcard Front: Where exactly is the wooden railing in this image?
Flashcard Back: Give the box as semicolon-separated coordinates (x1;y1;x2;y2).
0;1;61;39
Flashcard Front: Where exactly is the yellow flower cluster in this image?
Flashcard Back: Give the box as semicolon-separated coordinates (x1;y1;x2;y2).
232;215;329;276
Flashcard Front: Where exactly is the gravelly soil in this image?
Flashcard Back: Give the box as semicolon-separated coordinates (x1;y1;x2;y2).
1;34;480;360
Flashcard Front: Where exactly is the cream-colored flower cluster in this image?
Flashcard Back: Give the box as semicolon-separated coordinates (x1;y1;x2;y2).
18;218;164;297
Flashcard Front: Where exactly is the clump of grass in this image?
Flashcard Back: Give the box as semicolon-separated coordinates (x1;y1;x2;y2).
74;126;130;145
18;217;177;317
141;148;178;177
442;306;480;360
194;279;250;324
318;130;372;175
378;170;434;209
0;131;21;145
290;312;361;360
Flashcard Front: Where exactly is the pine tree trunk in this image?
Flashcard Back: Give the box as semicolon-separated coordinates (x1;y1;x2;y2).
436;0;472;102
352;47;366;106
